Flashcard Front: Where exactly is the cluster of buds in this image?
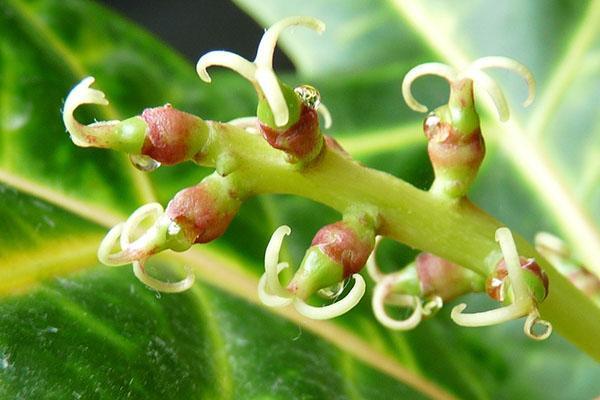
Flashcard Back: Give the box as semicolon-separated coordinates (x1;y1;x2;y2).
62;16;556;340
62;16;334;291
367;229;552;340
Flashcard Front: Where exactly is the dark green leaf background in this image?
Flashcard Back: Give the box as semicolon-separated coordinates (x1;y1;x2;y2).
1;0;599;399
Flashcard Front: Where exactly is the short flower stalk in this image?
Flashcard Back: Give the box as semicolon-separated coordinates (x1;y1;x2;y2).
62;16;600;355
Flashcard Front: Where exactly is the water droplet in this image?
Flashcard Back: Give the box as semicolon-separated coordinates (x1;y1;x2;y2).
294;85;321;109
1;354;10;370
318;281;344;299
129;154;161;172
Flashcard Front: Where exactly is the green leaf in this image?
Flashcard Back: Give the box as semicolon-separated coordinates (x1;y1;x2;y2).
1;0;599;399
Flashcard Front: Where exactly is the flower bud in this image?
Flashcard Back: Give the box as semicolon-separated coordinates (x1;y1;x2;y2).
287;220;375;299
141;104;209;165
416;252;484;300
425;80;485;198
166;175;241;245
259;103;323;164
486;257;549;304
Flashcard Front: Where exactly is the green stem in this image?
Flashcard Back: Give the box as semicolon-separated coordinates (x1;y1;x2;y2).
201;121;600;361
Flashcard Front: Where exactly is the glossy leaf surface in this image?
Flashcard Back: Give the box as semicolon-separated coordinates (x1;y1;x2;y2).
1;0;599;399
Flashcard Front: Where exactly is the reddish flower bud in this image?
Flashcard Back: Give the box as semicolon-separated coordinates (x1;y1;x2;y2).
142;104;208;165
166;177;241;244
259;105;323;164
416;253;483;300
312;221;374;278
424;112;485;198
486;257;549;303
286;217;376;300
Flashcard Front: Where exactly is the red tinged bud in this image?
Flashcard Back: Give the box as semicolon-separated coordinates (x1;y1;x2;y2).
486;257;549;303
142;104;208;165
423;118;485;170
311;221;374;278
166;177;241;244
416;253;483;300
259;105;323;163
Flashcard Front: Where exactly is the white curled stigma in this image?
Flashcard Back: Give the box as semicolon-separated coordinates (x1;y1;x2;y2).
98;202;195;293
372;272;423;330
293;274;365;320
318;104;333;129
368;236;442;329
63;76;118;147
257;225;366;320
366;235;385;282
451;227;552;340
402;56;535;121
197;16;325;127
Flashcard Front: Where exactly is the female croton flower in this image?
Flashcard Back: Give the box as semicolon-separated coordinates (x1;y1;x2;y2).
97;174;241;293
451;227;552;340
63;77;210;169
401;57;535;198
367;236;483;330
258;217;375;320
196;16;331;163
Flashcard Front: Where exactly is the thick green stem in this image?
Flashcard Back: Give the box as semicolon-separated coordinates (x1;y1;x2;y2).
198;121;600;360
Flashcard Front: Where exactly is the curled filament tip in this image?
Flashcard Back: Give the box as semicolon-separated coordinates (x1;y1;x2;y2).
63;77;118;147
366;235;385;282
196;16;325;127
318;104;333;129
264;225;293;298
402;57;535;121
258;262;293;307
293;274;366;320
467;56;535;107
402;63;457;113
524;309;552;341
372;272;423;330
98;202;195;293
255;16;325;68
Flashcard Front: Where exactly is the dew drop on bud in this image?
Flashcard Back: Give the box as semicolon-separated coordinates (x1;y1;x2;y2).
129;154;161;172
294;85;321;110
317;281;344;299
